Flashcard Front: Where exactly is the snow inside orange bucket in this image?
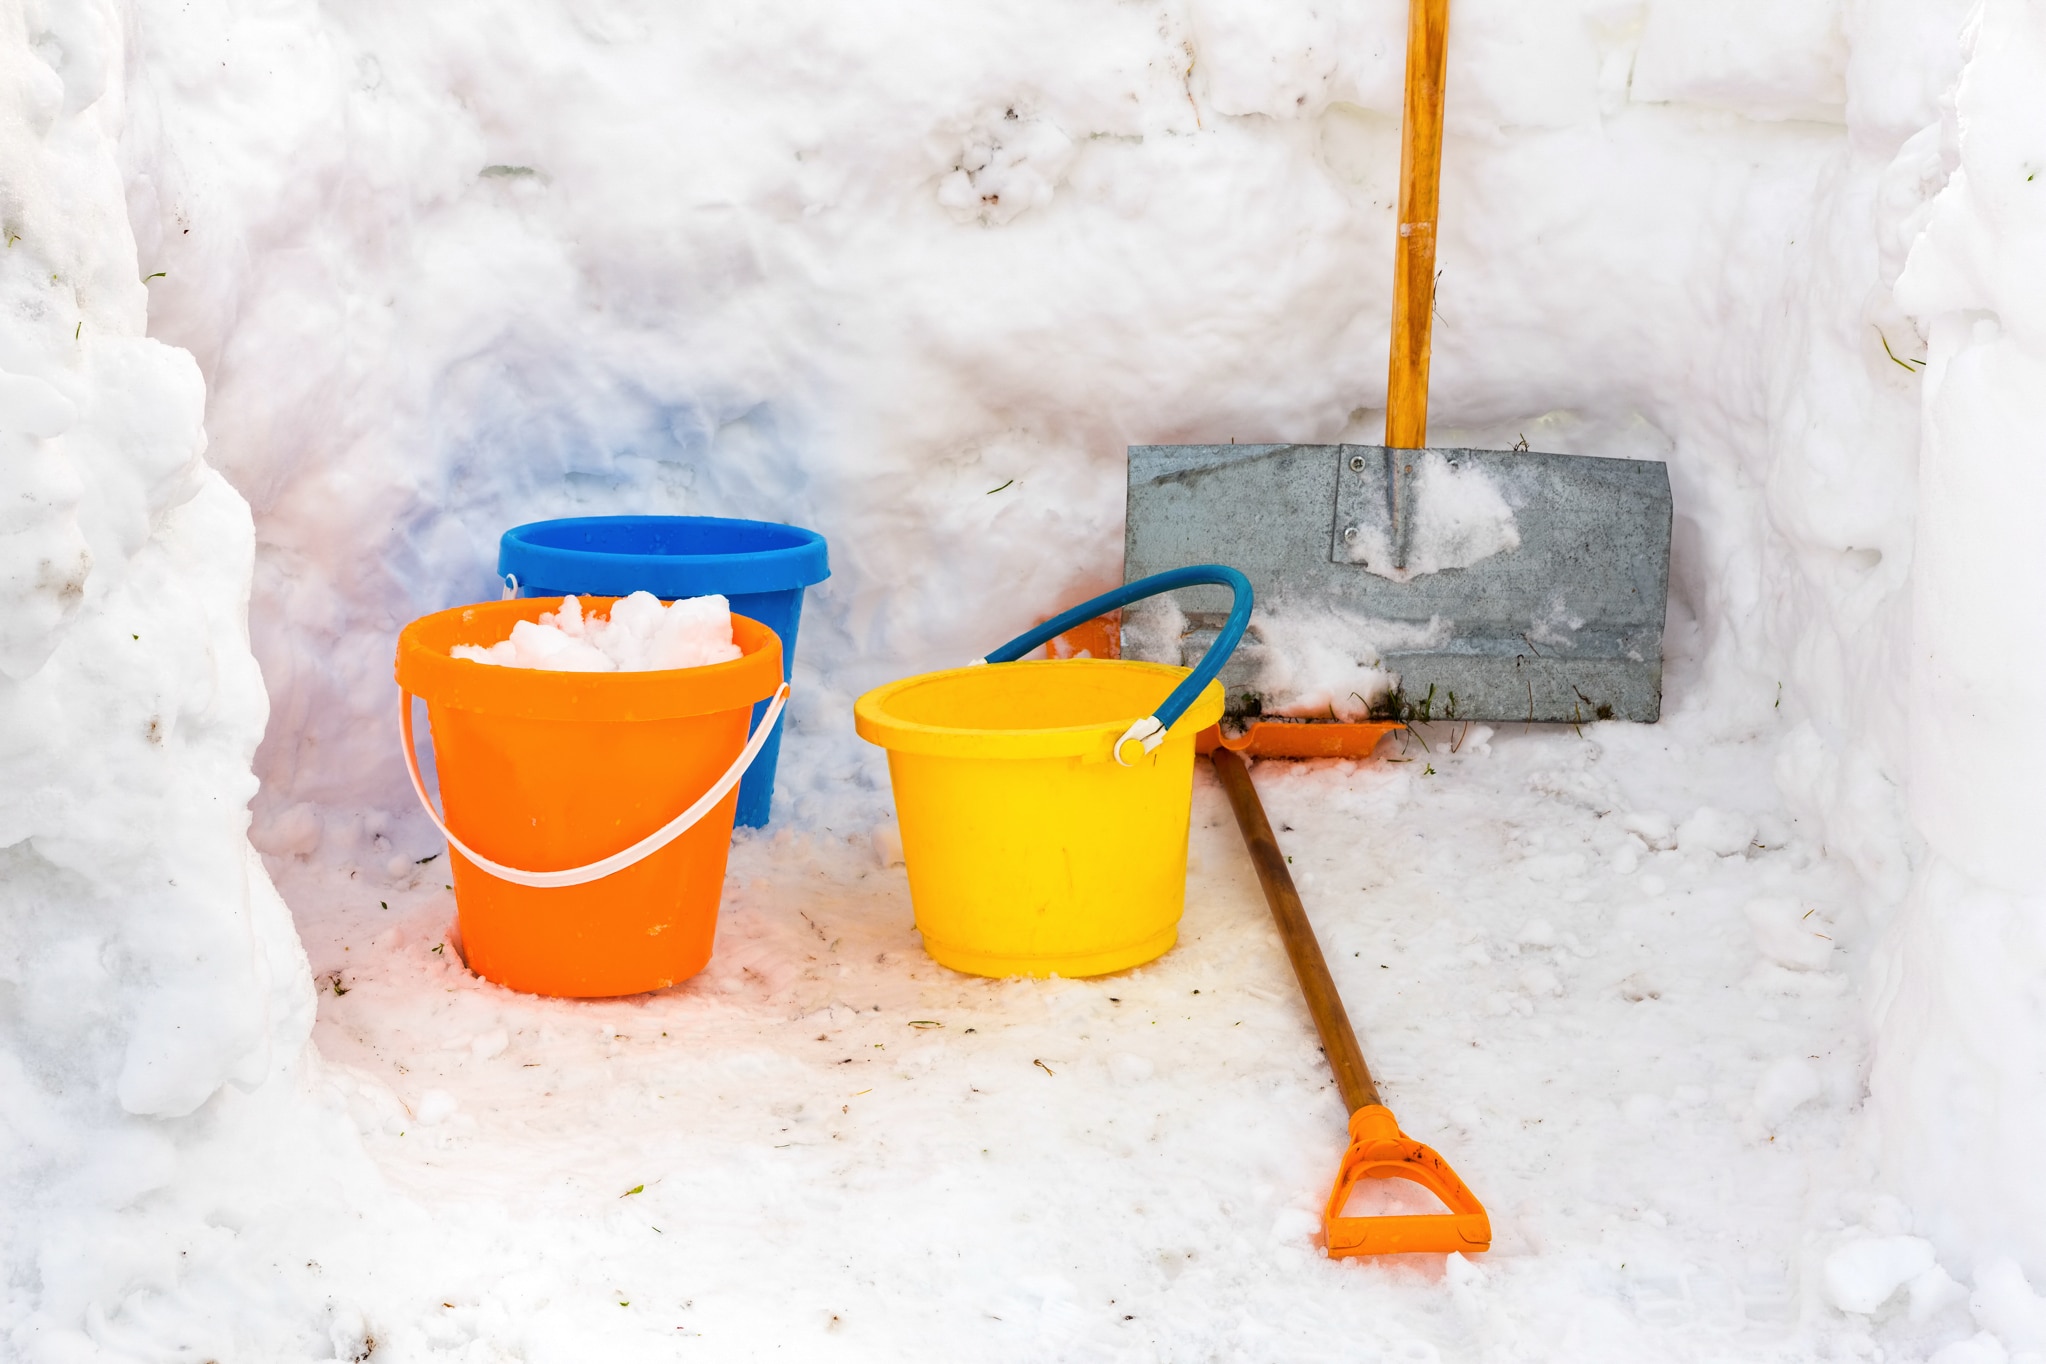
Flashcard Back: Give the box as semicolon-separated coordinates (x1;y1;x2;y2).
394;597;782;998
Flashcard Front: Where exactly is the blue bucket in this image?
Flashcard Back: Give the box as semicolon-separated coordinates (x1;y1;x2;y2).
497;515;830;828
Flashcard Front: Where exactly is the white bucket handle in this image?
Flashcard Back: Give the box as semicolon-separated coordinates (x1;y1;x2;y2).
400;681;790;890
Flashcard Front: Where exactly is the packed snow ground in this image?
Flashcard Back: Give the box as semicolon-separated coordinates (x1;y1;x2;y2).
255;718;1976;1363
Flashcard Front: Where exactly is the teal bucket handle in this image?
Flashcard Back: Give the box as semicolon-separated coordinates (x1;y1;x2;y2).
983;565;1254;766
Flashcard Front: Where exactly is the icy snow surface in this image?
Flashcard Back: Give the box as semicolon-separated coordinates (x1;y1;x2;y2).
451;593;740;673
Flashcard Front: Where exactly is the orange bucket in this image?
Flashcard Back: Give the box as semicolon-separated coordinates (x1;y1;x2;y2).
394;597;783;998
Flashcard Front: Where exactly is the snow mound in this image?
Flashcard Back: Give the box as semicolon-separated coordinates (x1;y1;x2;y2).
1824;1235;1937;1314
1745;897;1837;972
1676;806;1756;857
1752;1057;1823;1129
1971;1260;2046;1353
452;593;739;672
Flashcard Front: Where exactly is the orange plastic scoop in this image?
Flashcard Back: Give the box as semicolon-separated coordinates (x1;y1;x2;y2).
1198;721;1398;761
1210;747;1490;1259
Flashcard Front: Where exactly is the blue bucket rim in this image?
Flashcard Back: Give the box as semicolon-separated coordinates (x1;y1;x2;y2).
499;515;830;598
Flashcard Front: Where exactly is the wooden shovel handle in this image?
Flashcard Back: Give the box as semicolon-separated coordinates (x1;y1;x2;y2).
1386;0;1452;451
1210;748;1382;1114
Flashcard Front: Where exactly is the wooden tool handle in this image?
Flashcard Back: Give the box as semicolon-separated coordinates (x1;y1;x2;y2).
1385;0;1452;451
1210;748;1382;1114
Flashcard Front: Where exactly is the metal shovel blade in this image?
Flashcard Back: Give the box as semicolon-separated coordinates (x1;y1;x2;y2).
1124;443;1672;723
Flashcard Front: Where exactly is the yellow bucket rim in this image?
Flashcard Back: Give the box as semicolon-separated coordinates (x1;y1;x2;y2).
854;658;1225;761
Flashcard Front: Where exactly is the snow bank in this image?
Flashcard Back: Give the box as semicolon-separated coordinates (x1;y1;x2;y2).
0;3;334;1352
452;592;740;672
1862;0;2046;1287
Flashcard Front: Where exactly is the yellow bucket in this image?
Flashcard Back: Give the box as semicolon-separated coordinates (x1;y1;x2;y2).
855;658;1225;977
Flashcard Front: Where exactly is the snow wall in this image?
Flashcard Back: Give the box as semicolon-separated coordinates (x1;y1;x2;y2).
5;0;2046;1344
1;0;328;1352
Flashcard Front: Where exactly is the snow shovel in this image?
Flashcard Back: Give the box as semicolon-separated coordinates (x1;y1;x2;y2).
1211;746;1490;1256
1122;0;1672;748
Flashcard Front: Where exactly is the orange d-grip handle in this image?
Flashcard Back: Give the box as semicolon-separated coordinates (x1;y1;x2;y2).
1324;1105;1492;1257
